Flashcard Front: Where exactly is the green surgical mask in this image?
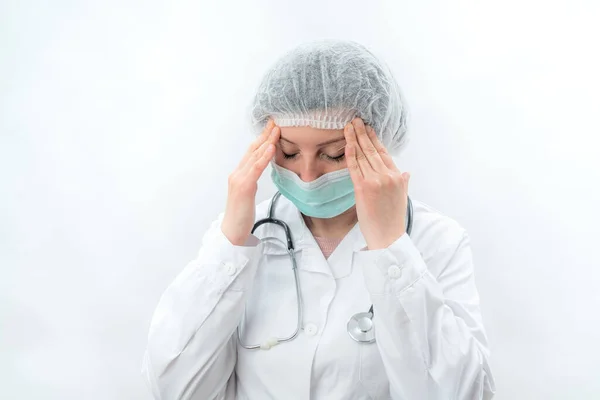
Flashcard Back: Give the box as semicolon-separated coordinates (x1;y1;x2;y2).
270;162;356;218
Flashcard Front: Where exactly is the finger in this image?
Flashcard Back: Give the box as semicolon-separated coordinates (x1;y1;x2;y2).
252;119;275;150
333;143;346;153
345;123;372;178
245;142;275;181
243;119;275;161
239;142;270;174
402;172;411;198
345;142;363;182
242;138;272;173
238;121;277;169
352;118;387;173
403;172;411;185
366;125;398;172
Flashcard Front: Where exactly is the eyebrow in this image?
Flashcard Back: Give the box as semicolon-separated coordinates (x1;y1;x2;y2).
280;136;346;147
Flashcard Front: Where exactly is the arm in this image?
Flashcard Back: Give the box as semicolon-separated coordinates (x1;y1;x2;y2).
357;230;496;399
141;214;263;400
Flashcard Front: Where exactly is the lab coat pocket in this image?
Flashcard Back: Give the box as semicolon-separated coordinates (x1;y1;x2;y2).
359;343;390;399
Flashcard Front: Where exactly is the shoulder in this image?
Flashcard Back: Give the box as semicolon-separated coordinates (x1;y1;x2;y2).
410;198;469;260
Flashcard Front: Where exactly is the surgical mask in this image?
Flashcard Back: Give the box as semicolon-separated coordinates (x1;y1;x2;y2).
270;162;356;218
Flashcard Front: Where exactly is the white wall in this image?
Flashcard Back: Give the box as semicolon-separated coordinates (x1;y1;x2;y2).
1;0;599;398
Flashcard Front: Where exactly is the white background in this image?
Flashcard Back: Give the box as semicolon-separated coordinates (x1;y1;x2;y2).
2;0;599;399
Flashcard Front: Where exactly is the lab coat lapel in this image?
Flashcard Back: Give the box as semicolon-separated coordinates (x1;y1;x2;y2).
326;222;367;279
298;227;334;277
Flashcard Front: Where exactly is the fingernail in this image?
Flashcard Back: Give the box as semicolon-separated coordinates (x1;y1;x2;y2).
347;125;354;132
271;127;278;136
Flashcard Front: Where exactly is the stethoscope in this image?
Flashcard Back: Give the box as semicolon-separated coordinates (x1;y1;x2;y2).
237;192;414;350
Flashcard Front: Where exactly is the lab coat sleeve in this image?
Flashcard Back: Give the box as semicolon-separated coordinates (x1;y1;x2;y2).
141;213;263;400
356;230;496;400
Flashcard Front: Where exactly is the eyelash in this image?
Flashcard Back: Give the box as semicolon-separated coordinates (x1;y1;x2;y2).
282;152;345;163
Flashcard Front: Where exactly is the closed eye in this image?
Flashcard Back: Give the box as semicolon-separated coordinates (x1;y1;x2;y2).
323;153;345;162
281;151;345;162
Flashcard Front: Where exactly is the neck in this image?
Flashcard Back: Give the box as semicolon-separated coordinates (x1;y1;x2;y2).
302;206;358;239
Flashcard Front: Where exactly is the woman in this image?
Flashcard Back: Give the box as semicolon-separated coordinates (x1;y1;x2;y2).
142;40;495;399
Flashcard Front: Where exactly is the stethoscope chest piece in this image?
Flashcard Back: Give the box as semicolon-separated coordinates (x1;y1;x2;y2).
347;311;376;343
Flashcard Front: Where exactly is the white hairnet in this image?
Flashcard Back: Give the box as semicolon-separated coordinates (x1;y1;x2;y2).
250;40;409;155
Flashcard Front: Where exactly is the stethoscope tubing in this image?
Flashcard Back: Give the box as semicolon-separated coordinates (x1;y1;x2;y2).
238;192;413;348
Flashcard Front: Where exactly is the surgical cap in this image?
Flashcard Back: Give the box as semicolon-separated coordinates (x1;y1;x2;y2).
250;40;409;155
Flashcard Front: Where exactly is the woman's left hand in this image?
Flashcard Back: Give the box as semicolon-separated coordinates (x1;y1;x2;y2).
344;118;411;250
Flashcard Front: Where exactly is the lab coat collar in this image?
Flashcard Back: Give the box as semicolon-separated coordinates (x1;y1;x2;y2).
253;194;367;278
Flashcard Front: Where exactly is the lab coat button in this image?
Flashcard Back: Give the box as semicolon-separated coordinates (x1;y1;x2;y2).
304;323;318;336
224;263;237;276
388;265;402;278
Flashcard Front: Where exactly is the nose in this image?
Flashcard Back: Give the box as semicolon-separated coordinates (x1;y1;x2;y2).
298;160;320;182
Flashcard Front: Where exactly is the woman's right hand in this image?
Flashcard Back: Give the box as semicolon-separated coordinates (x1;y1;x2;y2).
221;119;280;245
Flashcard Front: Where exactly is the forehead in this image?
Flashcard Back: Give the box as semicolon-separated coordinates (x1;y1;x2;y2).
279;126;345;146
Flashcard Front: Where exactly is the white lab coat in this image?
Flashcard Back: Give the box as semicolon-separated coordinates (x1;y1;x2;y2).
142;195;495;399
